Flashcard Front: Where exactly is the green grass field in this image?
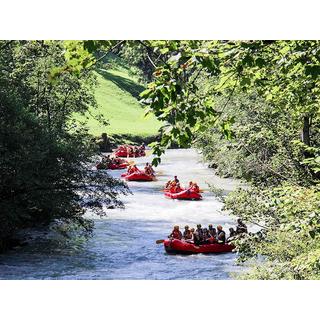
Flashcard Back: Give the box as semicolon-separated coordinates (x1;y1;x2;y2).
76;61;161;138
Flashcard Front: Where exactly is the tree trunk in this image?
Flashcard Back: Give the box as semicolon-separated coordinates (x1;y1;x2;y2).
301;116;311;158
301;116;311;147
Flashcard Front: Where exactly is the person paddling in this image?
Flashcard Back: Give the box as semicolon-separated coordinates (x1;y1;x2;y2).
168;225;182;240
194;224;203;245
186;181;193;194
169;181;177;193
127;164;139;175
145;162;155;176
236;219;248;234
173;182;183;193
183;225;193;240
192;182;200;193
217;225;226;243
188;228;195;243
144;162;151;175
126;145;133;157
208;224;217;238
165;180;172;190
202;228;211;244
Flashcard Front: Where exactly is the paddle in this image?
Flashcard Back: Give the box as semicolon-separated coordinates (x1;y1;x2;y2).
156;239;165;244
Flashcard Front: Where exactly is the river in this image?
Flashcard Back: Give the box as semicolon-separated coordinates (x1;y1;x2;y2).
0;149;244;279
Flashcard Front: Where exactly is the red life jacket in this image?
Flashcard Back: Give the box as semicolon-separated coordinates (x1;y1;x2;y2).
172;230;181;239
208;237;217;244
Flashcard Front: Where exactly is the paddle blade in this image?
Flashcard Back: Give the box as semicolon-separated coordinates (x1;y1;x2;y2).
156;239;165;244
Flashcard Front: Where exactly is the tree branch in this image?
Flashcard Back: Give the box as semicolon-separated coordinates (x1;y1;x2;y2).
138;40;169;67
146;52;157;68
95;40;126;64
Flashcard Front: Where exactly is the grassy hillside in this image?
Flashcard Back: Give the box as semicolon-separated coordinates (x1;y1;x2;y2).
76;58;161;138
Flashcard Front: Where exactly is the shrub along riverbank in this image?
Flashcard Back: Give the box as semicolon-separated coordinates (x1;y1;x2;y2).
0;41;128;252
195;93;320;279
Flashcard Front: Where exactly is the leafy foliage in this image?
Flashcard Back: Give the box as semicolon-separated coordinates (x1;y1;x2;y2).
119;41;157;82
0;41;128;248
195;94;317;186
136;40;320;279
138;41;320;167
225;184;320;279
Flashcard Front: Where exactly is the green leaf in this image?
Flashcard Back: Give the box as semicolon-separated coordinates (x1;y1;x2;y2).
140;88;152;98
240;77;251;86
309;230;316;239
83;40;98;53
255;57;266;67
305;65;320;79
160;47;169;54
242;54;254;67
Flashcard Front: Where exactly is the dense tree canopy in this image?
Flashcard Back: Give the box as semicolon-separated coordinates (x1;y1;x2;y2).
137;40;320;279
0;41;128;250
137;41;319;166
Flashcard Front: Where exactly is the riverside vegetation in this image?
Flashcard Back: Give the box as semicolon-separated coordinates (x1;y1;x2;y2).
1;40;320;280
0;41;129;251
136;40;320;279
98;40;320;279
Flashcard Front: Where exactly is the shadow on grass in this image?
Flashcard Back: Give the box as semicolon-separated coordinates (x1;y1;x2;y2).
110;133;159;146
97;68;145;99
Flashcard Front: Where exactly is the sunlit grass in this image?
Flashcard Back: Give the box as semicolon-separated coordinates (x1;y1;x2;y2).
75;62;161;137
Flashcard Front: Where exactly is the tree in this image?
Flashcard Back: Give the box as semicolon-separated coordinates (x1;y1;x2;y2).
138;41;320;169
0;41;128;250
137;40;320;279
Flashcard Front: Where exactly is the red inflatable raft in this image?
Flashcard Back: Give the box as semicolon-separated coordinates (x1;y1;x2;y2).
108;162;128;170
165;189;202;200
164;239;234;254
114;146;146;158
96;161;128;170
124;171;155;181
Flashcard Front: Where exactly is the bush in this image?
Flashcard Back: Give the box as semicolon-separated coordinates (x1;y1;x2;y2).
0;41;128;248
